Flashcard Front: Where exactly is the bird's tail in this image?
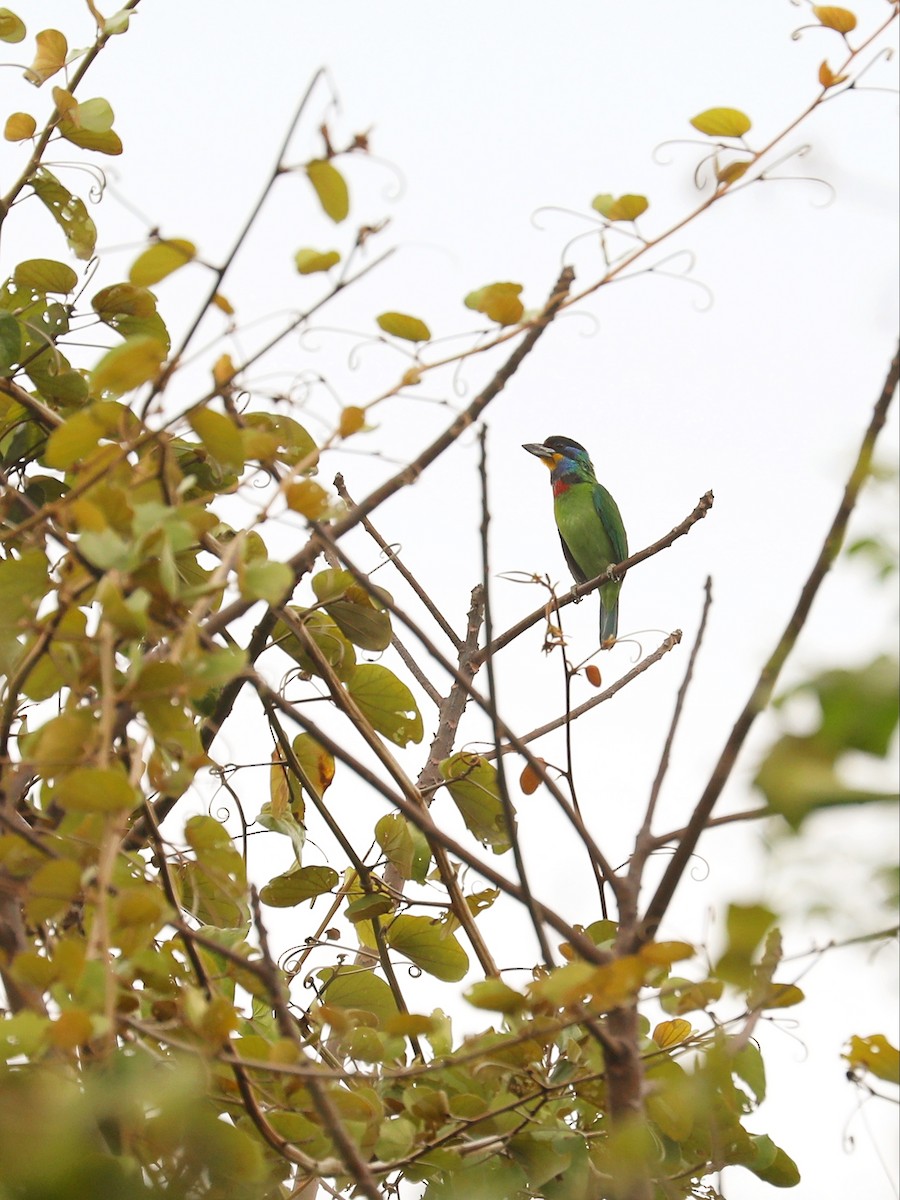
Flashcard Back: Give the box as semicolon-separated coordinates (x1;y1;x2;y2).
599;587;619;650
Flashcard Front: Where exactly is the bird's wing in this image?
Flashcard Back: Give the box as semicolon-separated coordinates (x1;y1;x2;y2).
592;484;628;565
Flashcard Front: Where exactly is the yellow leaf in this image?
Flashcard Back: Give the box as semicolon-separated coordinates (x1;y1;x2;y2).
129;238;196;286
376;311;431;342
0;9;26;42
212;353;236;387
689;107;752;138
818;59;849;88
286;478;329;518
641;940;695;966
4;111;36;140
591;193;649;221
464;282;524;326
91;335;166;398
306;159;349;223
813;5;857;33
48;1009;93;1051
294;247;341;274
715;159;751;185
844;1034;900;1084
652;1018;693;1048
213;292;234;314
24;28;67;85
338;406;366;438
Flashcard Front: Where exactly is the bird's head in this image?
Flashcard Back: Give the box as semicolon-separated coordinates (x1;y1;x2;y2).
523;436;595;484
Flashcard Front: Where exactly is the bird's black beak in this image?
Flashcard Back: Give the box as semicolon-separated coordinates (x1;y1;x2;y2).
522;442;553;462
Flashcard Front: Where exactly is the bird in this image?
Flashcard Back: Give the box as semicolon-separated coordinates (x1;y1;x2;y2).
523;435;628;649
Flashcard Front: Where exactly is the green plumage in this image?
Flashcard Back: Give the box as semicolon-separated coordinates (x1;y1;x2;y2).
523;435;628;647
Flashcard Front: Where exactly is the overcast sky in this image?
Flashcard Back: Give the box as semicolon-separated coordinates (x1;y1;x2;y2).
3;2;899;1196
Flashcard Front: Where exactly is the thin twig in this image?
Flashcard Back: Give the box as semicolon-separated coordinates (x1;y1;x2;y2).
639;341;899;945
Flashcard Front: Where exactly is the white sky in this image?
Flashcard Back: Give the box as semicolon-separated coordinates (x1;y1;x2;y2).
3;1;898;1196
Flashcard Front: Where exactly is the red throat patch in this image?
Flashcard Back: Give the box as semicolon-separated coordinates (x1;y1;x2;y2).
552;478;570;498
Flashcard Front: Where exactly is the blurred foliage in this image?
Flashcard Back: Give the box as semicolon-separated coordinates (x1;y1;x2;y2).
0;3;896;1198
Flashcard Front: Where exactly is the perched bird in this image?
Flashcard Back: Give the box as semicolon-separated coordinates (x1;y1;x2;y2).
523;435;628;648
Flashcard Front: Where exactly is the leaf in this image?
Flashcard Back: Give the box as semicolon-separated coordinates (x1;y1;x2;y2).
385;915;469;982
749;1142;801;1187
272;609;357;682
759;982;805;1009
128;238;196;286
464;281;524;326
259;865;338;907
44;407;106;469
813;5;857;33
90;334;166;398
29;167;97;259
519;758;546;795
292;732;334;801
92;282;157;318
4;111;35;140
338;405;366;438
715;904;777;987
318;966;399;1024
689;107;752;138
347;664;423;746
0;9;26;42
313;569;393;651
439;752;513;853
240;559;292;604
818;59;849;88
715;159;752;185
652;1018;693;1048
591;193;649;221
0;310;22;370
344;893;395;923
25;859;81;923
376;311;431;342
375;812;431;884
13;258;77;294
306;159;349;222
58;120;122;156
285;478;330;518
465;978;527;1014
53;765;139;813
660;976;724;1015
189;407;245;472
294;247;340;274
23;27;67;85
843;1033;900;1084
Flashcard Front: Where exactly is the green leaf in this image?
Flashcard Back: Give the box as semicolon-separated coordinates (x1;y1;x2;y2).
780;657;899;758
318;966;399;1024
294;247;340;274
375;812;431;883
747;1141;801;1187
313;569;393;651
344;892;395;923
464;281;524;326
53;765;139;813
256;799;306;862
13;258;77;294
58;120;122;156
29;167;97;259
189;407;245;473
438;752;513;854
306;159;349;222
385;915;469;982
0;9;26;42
91;335;166;398
376;311;431;342
240;559;293;604
591;193;649;221
272;609;357;682
734;1042;767;1104
346;664;423;746
25;859;81;923
715;903;777;987
689;107;752;138
259;865;338;907
0;550;48;673
813;5;857;33
659;976;724;1015
44;407;106;468
465;978;527;1014
0;310;22;370
129;238;196;286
